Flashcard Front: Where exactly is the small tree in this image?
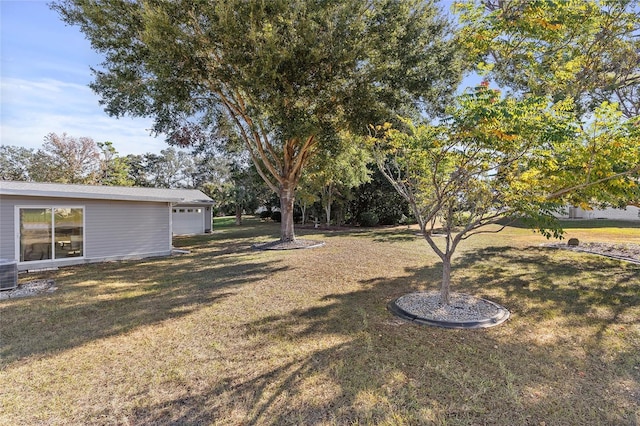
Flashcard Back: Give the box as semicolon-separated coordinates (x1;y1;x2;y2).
304;136;372;226
97;141;133;186
220;164;272;226
372;86;640;305
295;180;320;226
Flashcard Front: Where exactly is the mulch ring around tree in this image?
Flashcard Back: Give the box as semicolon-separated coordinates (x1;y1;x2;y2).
252;239;326;251
388;291;510;329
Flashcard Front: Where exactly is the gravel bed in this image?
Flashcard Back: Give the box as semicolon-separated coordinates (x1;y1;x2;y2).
0;279;57;300
543;242;640;264
394;291;502;323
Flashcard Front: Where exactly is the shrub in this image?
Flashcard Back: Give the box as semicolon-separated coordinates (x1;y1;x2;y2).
259;210;272;219
270;211;282;222
358;211;379;227
399;214;417;225
348;166;410;225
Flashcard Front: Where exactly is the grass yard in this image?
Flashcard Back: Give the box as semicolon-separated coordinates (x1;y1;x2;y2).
1;217;639;425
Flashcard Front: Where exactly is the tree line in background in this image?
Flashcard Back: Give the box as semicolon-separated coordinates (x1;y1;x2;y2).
1;133;130;186
0;132;407;226
0;133;205;188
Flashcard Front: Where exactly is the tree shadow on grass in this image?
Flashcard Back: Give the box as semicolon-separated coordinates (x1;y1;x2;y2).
258;246;637;423
123;255;639;425
122;244;638;424
452;245;640;320
0;237;288;366
6;231;638;424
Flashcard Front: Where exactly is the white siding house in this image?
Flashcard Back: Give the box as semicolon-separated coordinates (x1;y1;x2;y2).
0;181;214;271
555;205;640;221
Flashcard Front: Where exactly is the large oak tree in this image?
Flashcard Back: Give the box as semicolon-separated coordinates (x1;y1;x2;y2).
53;0;464;242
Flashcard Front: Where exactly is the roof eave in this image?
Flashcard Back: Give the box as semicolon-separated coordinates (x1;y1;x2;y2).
0;189;182;203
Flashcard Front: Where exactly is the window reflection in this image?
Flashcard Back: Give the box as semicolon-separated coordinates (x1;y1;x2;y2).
20;208;52;262
54;208;83;258
20;207;83;262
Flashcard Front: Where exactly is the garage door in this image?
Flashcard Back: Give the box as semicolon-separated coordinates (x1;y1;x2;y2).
172;208;204;235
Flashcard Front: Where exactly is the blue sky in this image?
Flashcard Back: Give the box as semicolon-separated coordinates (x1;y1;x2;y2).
1;0;165;155
1;0;472;157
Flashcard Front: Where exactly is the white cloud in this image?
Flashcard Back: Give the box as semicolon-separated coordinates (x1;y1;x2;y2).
0;77;167;155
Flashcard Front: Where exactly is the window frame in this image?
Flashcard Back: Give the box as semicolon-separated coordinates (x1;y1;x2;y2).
15;205;86;265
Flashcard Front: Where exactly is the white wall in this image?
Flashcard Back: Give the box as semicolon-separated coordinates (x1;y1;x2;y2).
554;205;640;221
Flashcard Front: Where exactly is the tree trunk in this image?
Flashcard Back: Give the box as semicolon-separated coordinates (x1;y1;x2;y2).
324;204;331;226
235;204;242;226
322;185;333;226
335;207;344;226
440;255;452;305
279;181;296;242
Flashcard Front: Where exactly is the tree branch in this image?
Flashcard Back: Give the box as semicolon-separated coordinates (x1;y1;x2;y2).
546;165;640;200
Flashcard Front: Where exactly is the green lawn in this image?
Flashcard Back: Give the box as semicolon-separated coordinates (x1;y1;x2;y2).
1;217;639;425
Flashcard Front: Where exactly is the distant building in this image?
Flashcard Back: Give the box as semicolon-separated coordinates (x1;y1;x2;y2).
554;205;640;221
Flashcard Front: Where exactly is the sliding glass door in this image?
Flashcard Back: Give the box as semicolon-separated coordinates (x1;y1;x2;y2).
19;207;84;262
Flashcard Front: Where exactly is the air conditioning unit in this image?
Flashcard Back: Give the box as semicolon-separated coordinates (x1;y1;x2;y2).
0;259;18;291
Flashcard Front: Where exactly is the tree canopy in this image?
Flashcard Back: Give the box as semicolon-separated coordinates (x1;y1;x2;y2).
52;0;464;242
0;133;132;186
302;134;372;226
456;0;640;118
